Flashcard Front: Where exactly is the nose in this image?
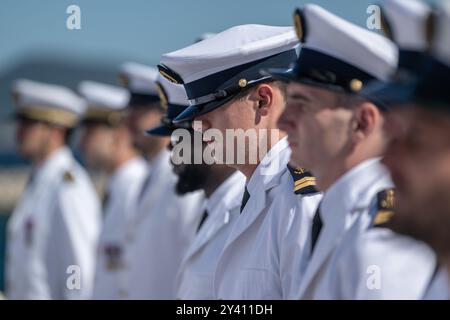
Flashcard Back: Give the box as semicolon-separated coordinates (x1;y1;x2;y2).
277;107;294;132
126;112;137;131
79;131;89;152
192;118;210;133
16;122;26;141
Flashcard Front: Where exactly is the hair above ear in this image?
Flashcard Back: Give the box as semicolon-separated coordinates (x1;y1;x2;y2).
354;101;381;135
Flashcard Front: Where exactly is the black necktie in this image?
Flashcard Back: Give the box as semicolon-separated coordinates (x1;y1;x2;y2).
137;171;152;204
240;187;250;213
196;209;209;233
26;171;35;188
102;190;110;210
310;206;323;255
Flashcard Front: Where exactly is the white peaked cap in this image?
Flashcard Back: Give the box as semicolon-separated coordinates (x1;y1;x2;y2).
78;81;130;111
161;24;299;84
156;73;188;107
12;79;85;127
299;4;398;81
381;0;431;52
432;1;450;67
119;62;159;95
13;79;85;114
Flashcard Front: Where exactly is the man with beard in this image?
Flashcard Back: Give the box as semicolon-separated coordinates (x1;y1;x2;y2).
162;24;322;299
146;74;246;299
368;0;450;299
270;3;436;299
77;81;147;299
115;62;203;299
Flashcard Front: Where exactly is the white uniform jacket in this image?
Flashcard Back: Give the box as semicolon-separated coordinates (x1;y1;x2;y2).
6;146;101;299
176;171;246;299
92;156;147;299
120;150;204;299
214;138;322;299
423;268;450;300
296;158;437;299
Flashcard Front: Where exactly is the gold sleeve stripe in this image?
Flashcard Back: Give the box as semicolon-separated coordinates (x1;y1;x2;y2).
294;176;316;187
373;210;394;226
294;180;317;192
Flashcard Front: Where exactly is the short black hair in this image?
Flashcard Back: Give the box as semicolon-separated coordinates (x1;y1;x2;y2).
64;128;75;145
235;79;287;101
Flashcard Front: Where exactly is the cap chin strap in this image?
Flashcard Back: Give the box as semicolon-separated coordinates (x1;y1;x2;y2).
161;115;192;129
187;75;272;107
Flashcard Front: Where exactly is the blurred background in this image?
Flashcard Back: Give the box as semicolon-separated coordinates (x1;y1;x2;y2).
0;0;437;291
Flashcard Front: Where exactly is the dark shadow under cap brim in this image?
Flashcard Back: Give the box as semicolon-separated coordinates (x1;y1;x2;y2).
265;67;356;94
146;120;193;136
262;67;298;83
173;93;239;124
145;124;173;136
173;49;298;124
361;79;420;110
265;47;377;96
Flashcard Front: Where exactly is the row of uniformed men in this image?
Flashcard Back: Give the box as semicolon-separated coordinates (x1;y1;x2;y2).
6;0;450;299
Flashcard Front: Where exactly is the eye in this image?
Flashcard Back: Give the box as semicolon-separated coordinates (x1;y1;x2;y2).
286;99;302;110
294;102;310;112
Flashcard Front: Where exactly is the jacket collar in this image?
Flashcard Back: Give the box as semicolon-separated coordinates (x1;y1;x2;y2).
223;137;291;248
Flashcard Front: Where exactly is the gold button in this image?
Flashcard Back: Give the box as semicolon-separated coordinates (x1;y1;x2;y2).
238;78;247;88
350;79;363;92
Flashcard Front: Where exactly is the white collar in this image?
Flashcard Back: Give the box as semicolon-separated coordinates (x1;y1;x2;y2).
321;158;391;227
246;136;290;196
107;156;146;194
34;146;73;184
206;171;246;216
147;149;171;172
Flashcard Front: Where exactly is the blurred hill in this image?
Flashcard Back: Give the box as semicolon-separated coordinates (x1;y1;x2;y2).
0;51;123;152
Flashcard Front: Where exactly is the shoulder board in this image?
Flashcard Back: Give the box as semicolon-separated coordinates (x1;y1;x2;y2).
371;188;395;228
287;165;319;195
63;170;75;183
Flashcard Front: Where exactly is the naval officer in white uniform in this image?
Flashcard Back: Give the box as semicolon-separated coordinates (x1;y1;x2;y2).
160;25;322;299
77;81;147;299
146;74;246;299
6;79;101;299
369;0;450;300
117;63;203;299
270;4;436;299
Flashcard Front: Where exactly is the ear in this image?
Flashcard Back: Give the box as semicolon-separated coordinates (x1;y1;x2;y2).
50;125;66;140
113;125;128;142
253;84;274;117
353;101;380;141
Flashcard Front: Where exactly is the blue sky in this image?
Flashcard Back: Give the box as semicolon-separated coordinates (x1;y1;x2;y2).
0;0;440;153
0;0;387;74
